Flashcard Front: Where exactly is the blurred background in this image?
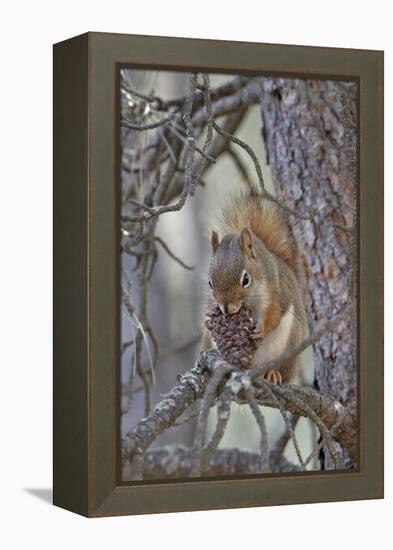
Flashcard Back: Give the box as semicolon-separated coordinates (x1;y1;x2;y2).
120;69;317;480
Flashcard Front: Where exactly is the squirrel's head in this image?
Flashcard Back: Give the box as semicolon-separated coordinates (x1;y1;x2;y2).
208;227;264;316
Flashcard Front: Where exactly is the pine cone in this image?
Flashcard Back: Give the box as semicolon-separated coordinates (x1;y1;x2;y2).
205;305;259;370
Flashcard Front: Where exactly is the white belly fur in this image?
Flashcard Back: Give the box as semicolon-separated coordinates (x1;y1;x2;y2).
252;303;295;367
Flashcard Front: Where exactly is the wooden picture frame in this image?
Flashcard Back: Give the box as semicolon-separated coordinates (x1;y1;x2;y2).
53;32;383;517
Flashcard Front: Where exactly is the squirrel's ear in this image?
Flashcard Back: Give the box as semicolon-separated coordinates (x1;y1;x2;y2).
211;230;219;253
240;227;256;259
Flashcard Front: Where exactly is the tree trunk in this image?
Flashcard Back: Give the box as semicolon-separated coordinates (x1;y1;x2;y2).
259;77;357;469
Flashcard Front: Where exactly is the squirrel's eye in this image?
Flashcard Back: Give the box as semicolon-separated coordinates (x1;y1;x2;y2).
208;280;213;289
241;271;251;288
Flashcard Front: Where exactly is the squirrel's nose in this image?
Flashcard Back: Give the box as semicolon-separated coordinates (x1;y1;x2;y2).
220;302;241;315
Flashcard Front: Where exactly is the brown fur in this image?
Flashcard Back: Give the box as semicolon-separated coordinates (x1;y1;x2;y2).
261;293;282;336
204;192;308;383
221;193;296;273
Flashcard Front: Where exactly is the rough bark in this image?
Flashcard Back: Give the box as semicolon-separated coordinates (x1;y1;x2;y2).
123;349;357;478
121;72;358;478
259;77;357;468
139;444;300;480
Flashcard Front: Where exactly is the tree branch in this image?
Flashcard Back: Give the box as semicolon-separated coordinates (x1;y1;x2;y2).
123;338;356;479
165;75;251;108
122;352;216;465
248;382;356;459
190;360;232;476
120;71;358;479
244;384;269;473
140;444;301;480
191;80;262;126
121;115;174;131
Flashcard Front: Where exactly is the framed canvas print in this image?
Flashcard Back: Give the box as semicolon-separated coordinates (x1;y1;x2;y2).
53;32;383;517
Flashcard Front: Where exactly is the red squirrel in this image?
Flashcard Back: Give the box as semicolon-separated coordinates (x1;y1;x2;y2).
203;191;308;384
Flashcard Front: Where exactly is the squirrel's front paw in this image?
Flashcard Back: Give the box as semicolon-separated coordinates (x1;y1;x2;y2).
250;321;263;340
263;369;282;385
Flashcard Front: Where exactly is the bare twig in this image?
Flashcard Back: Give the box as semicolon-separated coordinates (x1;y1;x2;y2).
166;75;251;108
121;79;164;106
244;384;269;473
190;359;232;477
121;340;134;354
123;341;356;479
192;80;262;126
121;115;174;131
188;74;214;195
226;146;252;184
212;118;317;221
123;352;216;466
249;381;356;459
139;74;199;217
155;236;194;270
264;386;305;470
163;107;248;205
121;262;155;416
202;385;232;468
269;414;300;467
